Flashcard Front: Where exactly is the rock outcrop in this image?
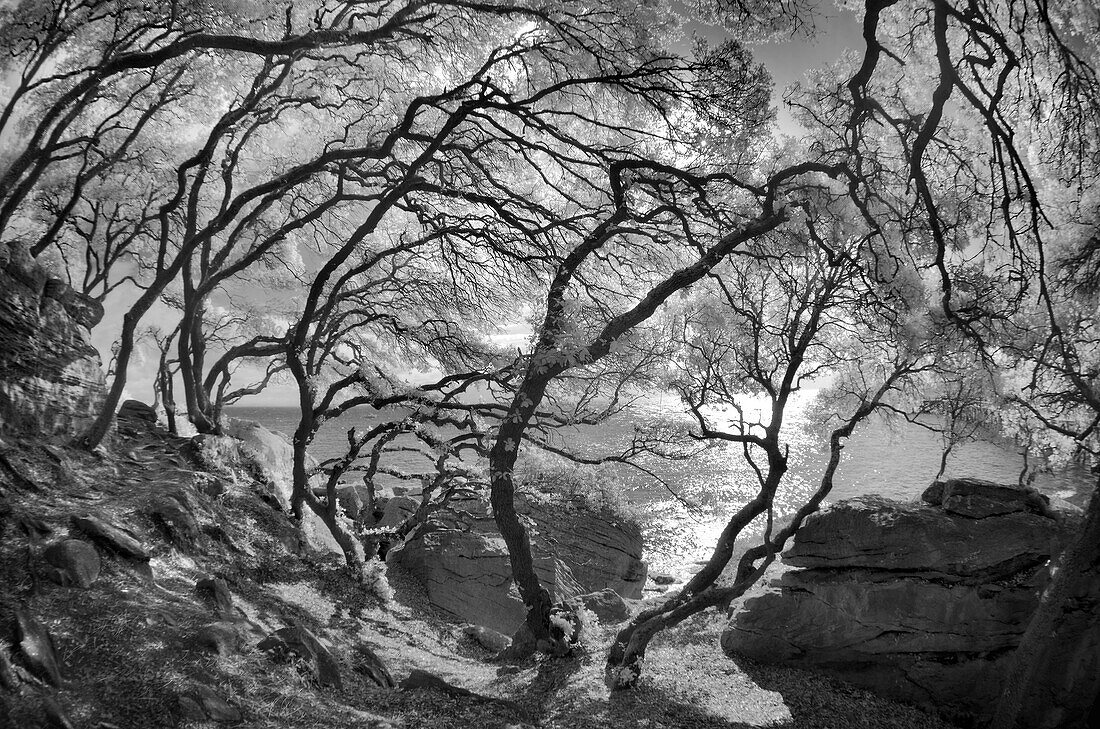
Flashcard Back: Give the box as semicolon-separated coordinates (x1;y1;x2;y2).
387;491;646;635
722;479;1078;724
0;242;106;439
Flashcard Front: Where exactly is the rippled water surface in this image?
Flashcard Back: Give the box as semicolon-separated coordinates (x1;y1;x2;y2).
227;397;1095;569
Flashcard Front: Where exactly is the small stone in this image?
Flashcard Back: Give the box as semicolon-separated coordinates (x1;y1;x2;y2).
462;624;511;653
0;645;18;690
938;478;1052;519
71;514;149;561
14;609;63;686
18;515;53;540
578;588;630;624
376;496;419;529
351;643;395;688
399;669;476;697
178;683;241;723
43;538;100;588
196;576;235;616
148;494;202;550
43;695;75;729
651;573;677;585
336;484;366;520
195;622;245;657
117;400;157;424
258;625;342;689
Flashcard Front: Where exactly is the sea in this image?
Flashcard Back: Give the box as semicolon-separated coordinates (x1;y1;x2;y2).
226;394;1096;572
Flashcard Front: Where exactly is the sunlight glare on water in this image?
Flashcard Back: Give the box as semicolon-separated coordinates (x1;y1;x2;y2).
228;390;1095;572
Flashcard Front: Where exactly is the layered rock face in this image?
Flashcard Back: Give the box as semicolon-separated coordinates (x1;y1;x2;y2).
388;491;646;634
722;479;1077;724
0;243;106;438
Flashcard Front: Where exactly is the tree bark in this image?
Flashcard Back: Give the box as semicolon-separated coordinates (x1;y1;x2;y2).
489;378;557;651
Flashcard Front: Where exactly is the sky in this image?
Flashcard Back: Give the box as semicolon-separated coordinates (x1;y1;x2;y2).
88;1;870;409
679;1;865;135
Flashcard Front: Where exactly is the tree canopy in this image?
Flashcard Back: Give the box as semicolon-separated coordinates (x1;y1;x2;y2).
2;0;1098;724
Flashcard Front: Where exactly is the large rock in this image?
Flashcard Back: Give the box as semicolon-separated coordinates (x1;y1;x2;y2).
71;513;150;561
195;621;250;657
525;495;647;598
783;495;1062;582
722;482;1077;724
0;245;106;439
147;490;204;551
222;419;344;557
387;491;643;635
577;588;630;624
390;524;581;634
117;399;157;425
351;643;395;688
376;495;418;529
42;538;101;588
258;625;342;689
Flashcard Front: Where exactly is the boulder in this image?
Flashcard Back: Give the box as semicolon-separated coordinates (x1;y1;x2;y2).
336;484;366;520
177;683;242;723
117;400;157;425
391;527;576;634
577;588;630;624
376;495;418;529
195;621;253;657
351;643;395;688
388;490;645;635
723;482;1077;724
521;493;647;598
387;492;590;635
147;491;203;550
782;495;1062;582
258;625;342;689
71;513;149;561
923;477;1052;518
728;570;1039;658
399;669;477;698
13;609;63;686
42;538;101;588
0;249;107;439
221;419;343;557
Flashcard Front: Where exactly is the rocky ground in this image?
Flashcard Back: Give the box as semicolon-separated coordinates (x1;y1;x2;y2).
0;408;961;729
